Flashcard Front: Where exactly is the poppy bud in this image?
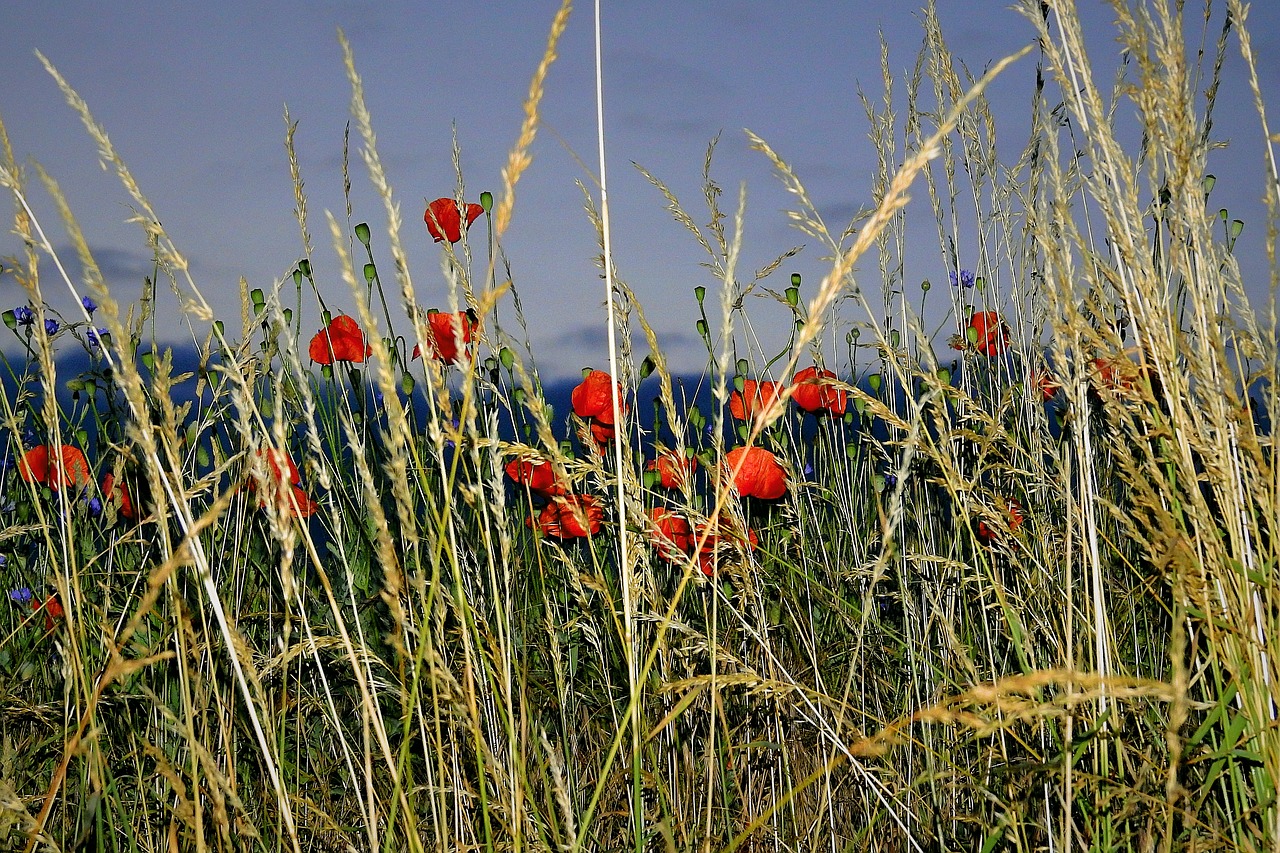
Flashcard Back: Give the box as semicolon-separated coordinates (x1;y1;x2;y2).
1202;174;1216;195
355;222;371;246
401;374;415;395
480;191;493;212
283;309;293;326
322;310;333;326
974;276;985;291
292;270;303;288
1232;219;1245;238
499;347;515;370
868;374;882;393
921;278;931;292
66;378;85;393
733;376;745;393
694;286;706;304
966;325;980;345
696;319;709;337
251;289;265;314
364;263;377;284
890;330;901;349
298;259;312;277
639;356;655;379
512;388;526;406
142;351;155;371
735;358;748;375
790;272;801;287
785;286;799;306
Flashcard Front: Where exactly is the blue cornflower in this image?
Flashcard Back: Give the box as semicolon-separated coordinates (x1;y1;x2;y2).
950;269;975;289
8;587;32;604
44;318;59;336
87;496;103;518
14;306;34;326
82;296;97;314
87;327;106;349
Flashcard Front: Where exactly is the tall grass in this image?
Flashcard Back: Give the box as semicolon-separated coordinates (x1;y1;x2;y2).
1;0;1277;849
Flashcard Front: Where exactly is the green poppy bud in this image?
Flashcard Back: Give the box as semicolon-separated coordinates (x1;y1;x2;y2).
736;358;749;375
921;278;931;292
643;470;659;489
790;272;801;287
873;474;886;494
694;286;706;304
639;355;655;379
483;356;498;373
937;367;951;385
850;327;860;340
843;411;854;425
141;351;155;372
737;424;748;441
967;325;979;345
66;378;85;393
1232;219;1245;238
298;259;312;277
696;319;709;338
321;310;332;326
480;191;493;212
890;330;900;349
845;441;859;459
197;444;211;468
355;222;371;246
785;286;799;306
213;320;224;338
282;308;292;326
512;387;526;406
868;373;882;393
292;270;303;288
733;375;745;393
321;364;333;380
1202;174;1216;195
401;374;415;395
499;347;515;370
251;288;265;314
364;263;377;284
975;276;985;291
1219;208;1229;221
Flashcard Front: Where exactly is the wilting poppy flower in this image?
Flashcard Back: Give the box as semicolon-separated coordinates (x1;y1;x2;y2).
648;507;694;563
696;517;759;577
724;446;787;500
505;456;566;497
101;472;134;520
791;366;847;415
425;197;484;244
977;498;1025;545
309;315;372;365
571;369;625;425
32;594;63;631
20;444;91;492
412;310;476;364
647;452;696;489
729;380;781;422
527;495;602;539
950;311;1009;357
249;449;317;519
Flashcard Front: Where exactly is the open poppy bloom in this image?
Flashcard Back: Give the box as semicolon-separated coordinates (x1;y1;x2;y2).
648;507;694;563
20;444;92;492
571;369;626;425
950;311;1010;357
505;456;566;497
527;495;602;539
977;497;1025;545
101;472;135;520
32;594;63;631
696;517;759;577
588;421;616;449
412;310;476;364
309;315;372;365
425;197;484;244
647;451;696;489
249;448;317;519
724;446;787;500
791;366;847;415
729;379;781;422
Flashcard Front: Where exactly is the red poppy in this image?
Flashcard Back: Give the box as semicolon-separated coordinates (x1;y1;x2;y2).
647;452;696;489
695;517;759;577
729;380;781;422
505;456;566;497
1030;368;1061;401
309;315;372;365
571;369;625;425
977;498;1025;545
791;366;847;415
102;472;134;520
20;444;91;492
412;311;476;364
250;449;317;519
32;595;63;631
648;507;694;563
950;311;1010;357
527;495;602;539
589;420;616;449
724;446;787;500
425;197;484;244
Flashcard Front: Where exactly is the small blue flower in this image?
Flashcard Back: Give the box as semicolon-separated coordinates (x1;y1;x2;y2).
14;306;34;326
8;587;32;604
44;318;59;336
949;269;975;289
87;327;106;349
82;296;97;314
87;496;103;518
803;463;815;477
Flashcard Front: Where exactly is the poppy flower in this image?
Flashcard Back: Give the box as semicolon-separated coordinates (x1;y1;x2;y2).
20;444;91;492
695;517;759;577
724;446;787;500
647;452;696;489
571;369;625;425
1030;368;1061;401
950;311;1009;357
309;315;372;365
791;366;847;415
589;420;616;449
729;380;781;422
977;498;1025;545
412;310;476;364
250;449;317;519
102;472;135;520
527;495;602;539
505;456;566;497
648;507;694;563
425;197;484;244
32;595;63;631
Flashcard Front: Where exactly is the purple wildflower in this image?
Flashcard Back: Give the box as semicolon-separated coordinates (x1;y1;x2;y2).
14;306;34;326
44;318;59;336
950;269;975;289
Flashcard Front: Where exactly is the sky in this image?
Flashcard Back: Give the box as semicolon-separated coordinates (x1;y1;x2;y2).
2;1;1277;380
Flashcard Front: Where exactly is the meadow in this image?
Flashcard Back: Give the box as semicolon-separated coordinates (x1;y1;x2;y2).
2;0;1278;850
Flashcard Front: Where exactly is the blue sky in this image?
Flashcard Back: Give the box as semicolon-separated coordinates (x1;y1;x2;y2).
3;2;1277;378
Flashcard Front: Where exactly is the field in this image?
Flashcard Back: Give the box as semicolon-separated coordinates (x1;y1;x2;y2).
2;1;1278;850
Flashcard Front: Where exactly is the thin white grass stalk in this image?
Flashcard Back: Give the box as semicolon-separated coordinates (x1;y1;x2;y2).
592;3;640;826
